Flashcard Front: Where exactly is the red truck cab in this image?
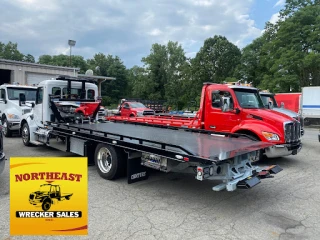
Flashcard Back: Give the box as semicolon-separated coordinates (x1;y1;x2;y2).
119;101;155;117
196;83;302;158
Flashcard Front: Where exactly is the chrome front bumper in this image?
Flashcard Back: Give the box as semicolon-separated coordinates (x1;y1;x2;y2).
265;142;302;158
7;121;20;130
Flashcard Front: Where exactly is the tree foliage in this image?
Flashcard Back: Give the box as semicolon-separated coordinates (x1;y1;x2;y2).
0;41;34;63
87;53;128;103
38;54;88;73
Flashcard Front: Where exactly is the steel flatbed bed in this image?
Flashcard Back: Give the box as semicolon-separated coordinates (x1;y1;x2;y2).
51;121;274;163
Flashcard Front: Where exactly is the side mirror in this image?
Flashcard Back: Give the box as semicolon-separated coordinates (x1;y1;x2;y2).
31;102;35;108
280;102;285;108
19;93;26;106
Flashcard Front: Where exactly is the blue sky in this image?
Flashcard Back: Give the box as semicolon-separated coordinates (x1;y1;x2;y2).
0;0;286;69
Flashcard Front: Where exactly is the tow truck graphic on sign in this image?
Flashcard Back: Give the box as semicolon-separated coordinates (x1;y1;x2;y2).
29;183;73;211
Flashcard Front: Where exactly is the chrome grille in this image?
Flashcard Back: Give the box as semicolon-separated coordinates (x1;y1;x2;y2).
284;121;301;143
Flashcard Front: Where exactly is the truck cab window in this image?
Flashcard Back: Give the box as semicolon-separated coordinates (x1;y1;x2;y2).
0;89;5;99
212;91;233;109
36;87;43;104
87;89;95;100
212;93;222;108
52;87;61;97
234;90;264;109
62;88;81;99
124;103;130;109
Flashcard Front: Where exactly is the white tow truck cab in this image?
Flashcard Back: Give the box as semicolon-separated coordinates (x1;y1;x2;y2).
19;76;100;146
0;83;37;137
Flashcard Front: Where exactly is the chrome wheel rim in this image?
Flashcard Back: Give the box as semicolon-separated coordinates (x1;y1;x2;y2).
22;126;29;143
97;147;112;173
3;121;7;135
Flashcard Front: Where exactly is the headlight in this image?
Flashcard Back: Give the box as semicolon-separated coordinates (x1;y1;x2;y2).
262;131;280;141
137;111;143;116
7;114;20;119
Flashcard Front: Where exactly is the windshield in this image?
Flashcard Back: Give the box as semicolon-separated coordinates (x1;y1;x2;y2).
260;95;278;108
234;89;265;109
39;185;51;192
7;88;37;101
130;102;147;108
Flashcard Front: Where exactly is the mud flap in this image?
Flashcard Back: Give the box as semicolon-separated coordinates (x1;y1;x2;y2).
127;157;149;184
236;176;261;189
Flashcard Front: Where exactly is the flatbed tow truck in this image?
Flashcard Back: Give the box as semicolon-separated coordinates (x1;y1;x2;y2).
19;76;283;192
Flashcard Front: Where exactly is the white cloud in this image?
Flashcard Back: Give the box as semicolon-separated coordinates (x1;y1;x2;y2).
148;29;163;36
274;0;285;8
0;0;263;67
269;12;280;24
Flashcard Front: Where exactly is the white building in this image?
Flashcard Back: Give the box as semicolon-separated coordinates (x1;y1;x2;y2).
0;59;79;85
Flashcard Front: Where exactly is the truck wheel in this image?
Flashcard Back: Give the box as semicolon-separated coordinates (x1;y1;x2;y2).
42;199;51;211
22;123;31;146
2;118;12;137
94;143;125;180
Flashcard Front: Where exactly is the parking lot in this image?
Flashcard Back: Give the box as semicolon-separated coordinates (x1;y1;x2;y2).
0;128;320;240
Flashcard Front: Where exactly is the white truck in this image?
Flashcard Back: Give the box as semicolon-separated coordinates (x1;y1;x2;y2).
19;75;283;192
301;86;320;126
0;83;37;137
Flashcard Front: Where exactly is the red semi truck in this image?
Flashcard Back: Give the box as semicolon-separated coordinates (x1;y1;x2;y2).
108;82;302;161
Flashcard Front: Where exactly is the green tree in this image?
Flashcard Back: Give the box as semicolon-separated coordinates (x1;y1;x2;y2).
38;54;88;73
22;54;35;63
88;53;128;103
192;35;242;87
0;41;25;61
259;2;320;92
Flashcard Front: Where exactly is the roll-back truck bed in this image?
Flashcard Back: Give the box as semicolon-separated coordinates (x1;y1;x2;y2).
19;76;282;192
35;120;282;192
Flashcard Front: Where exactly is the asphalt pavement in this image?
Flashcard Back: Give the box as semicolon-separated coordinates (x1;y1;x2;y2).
1;128;320;240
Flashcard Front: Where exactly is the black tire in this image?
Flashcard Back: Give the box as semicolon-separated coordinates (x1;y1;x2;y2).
21;122;31;146
42;199;51;211
65;196;70;200
2;118;12;137
94;144;125;180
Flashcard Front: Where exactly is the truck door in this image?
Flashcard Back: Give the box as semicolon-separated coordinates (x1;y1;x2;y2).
33;87;44;127
0;89;6;115
205;90;239;132
121;103;130;117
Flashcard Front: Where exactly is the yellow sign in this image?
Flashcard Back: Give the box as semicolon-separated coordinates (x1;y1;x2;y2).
10;157;88;235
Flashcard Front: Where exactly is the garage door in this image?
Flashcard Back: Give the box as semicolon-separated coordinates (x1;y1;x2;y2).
26;73;59;85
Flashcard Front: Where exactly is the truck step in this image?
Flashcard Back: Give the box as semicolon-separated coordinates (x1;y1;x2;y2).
30;141;45;146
